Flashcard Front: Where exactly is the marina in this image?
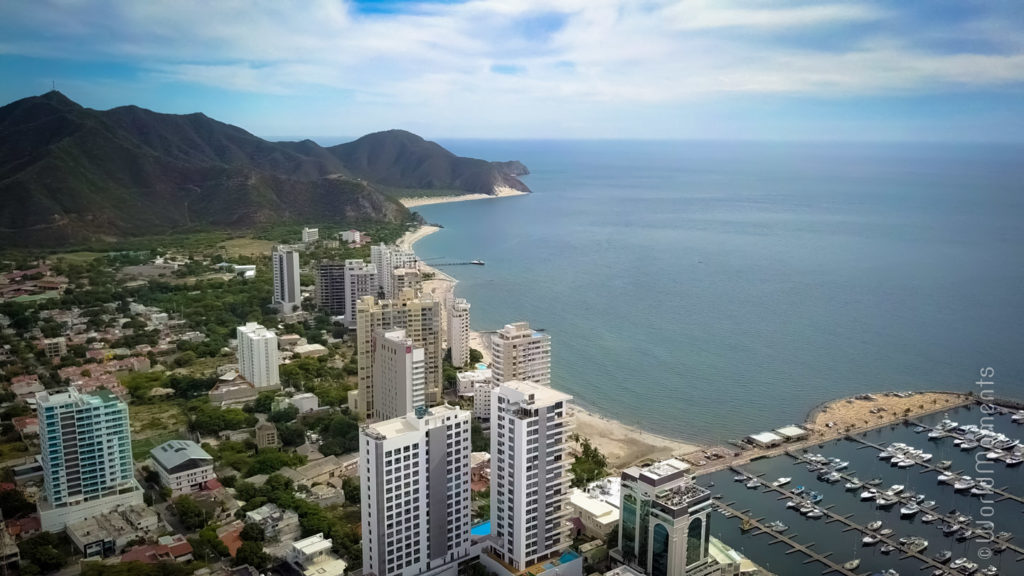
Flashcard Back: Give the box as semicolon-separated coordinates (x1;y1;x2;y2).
702;404;1024;575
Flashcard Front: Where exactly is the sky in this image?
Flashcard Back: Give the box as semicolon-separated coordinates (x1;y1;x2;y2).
1;0;1023;141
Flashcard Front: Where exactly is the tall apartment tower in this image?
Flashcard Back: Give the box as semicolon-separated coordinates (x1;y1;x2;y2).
316;261;346;315
356;290;443;420
36;388;143;531
272;246;301;314
490;381;573;570
360;405;472;576
615;459;720;576
237;322;280;389
392;268;423;296
344;260;378;328
302;227;319;243
490;322;551;385
372;329;426;421
371;244;418;299
447;298;471;368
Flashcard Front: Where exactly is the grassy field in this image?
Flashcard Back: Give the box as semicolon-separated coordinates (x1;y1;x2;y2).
50;251;106;263
129;402;189;459
217;238;276;258
0;441;33;464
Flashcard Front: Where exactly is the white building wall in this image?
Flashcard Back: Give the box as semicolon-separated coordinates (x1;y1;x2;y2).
237;323;280;388
490;322;551;386
372;329;426;421
344;260;378;328
272;247;301;314
447;299;471;368
156;463;216;495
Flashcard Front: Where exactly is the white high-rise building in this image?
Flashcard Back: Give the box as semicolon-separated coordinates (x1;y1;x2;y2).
490;322;551;386
360;405;472;576
237;322;280;389
372;329;426;421
302;227;319;243
272;246;301;314
355;290;443;420
344;260;378;328
447;298;471;368
371;244;418;299
36;388;143;532
491;381;573;570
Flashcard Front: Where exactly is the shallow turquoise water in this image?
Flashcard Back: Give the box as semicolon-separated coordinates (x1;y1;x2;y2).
415;141;1024;443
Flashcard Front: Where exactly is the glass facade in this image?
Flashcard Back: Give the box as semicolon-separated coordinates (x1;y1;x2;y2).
621;493;637;559
686;517;703;566
651;523;669;576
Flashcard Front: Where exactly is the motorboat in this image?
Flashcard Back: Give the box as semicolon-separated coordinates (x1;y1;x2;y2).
867;477;884;486
733;474;747;482
879;450;894;460
745;479;761;489
809;491;823;503
833;460;850;471
980;566;998;576
772;477;791;487
843;559;861;570
900;503;920;516
918;453;933;462
906;538;928;553
921;513;938;523
937;472;955;483
895;457;915;468
1005;455;1023;466
799;504;815;514
879;528;894;536
845;478;863;490
876;494;899;508
956;528;975;541
862;534;880;545
995;531;1012;540
886;484;905;494
880;543;895;554
785;499;800;509
914;426;926;433
861;489;879;500
954;477;977;491
961;441;979;450
767;520;788;532
825;471;842;483
805;508;824;519
792;485;806;495
933;550;952;563
937;460;952;469
867;520;883;530
922;500;936;508
985;450;1005;460
914;494;926;503
971;485;993;496
942;524;959;536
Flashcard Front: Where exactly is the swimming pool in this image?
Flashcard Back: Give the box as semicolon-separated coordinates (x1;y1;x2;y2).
476;363;488;370
470;521;491;536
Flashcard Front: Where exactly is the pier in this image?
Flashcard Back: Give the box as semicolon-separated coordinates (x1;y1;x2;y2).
713;499;861;576
726;466;1015;572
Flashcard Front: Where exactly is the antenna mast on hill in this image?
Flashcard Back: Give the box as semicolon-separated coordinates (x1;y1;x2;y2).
52;80;55;91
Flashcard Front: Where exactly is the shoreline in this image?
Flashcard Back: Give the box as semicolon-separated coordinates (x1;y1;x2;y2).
399;186;529;208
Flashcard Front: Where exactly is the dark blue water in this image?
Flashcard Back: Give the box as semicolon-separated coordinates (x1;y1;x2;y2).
702;405;1024;575
415;140;1024;443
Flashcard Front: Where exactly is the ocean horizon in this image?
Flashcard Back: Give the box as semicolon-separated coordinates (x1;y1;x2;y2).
410;140;1024;445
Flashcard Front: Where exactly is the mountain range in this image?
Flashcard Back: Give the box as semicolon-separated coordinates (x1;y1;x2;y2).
0;92;530;247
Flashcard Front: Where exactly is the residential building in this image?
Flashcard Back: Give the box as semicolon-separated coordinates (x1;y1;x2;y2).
150;440;216;495
490;322;551;386
456;370;496;421
372;329;426;421
293;343;328;357
371;244;418;299
360;405;472;576
280;454;356;487
35;389;143;532
392;268;422;296
256;421;280;448
614;459;722;576
289;533;348;576
236;322;280;389
569;489;620;539
272;246;302;314
340;229;362;244
245;503;301;542
315;260;347;316
290;392;320;413
447;298;471;368
120;535;194;563
43;337;67;359
67;504;160;558
302;227;319;243
490;381;573;570
355;290;443;419
343;259;379;328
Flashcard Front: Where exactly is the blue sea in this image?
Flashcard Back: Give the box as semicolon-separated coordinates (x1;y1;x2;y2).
412;140;1024;445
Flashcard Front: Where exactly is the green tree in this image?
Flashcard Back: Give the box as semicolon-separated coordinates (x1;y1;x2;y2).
253;391;277;413
18;532;67;573
174;494;208;530
570;437;608;488
471;418;489;452
240;522;266;543
469;348;483;364
341;476;360;504
235;541;272;570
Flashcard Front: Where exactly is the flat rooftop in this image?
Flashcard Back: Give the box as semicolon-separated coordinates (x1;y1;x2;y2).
364;404;465;439
502;380;571;405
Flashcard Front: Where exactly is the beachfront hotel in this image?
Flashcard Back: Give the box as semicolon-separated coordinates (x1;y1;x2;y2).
35;388;143;532
272;245;301;314
372;328;426;421
490;322;551;386
614;459;724;576
237;322;280;389
490;381;573;570
355;290;444;420
447;297;471;368
371;243;419;300
359;405;472;576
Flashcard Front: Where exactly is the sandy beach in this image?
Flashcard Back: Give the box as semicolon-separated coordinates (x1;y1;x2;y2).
399;186;529;208
806;391;969;437
397;225;458;304
574;406;700;470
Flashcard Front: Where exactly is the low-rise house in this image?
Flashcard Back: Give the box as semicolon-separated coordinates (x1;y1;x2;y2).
67;504;160;558
120;535;194;563
287;533;347;576
569;488;620;539
11;416;38;440
209;375;258;407
279;454;356;487
245;503;300;542
292;343;328;358
150;440;216;495
289;392;319;413
255;421;280;448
